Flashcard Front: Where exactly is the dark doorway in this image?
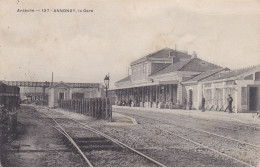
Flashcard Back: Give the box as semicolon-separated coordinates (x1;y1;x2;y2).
249;87;259;111
59;92;65;100
188;89;193;110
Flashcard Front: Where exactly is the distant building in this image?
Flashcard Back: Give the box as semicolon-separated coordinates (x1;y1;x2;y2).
1;80;105;106
48;82;106;108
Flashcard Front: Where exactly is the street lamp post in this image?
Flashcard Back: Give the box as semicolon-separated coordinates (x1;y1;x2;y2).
104;74;111;121
104;74;110;98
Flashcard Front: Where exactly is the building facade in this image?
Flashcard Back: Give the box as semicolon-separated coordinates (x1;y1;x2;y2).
111;48;222;109
112;48;260;113
199;66;260;113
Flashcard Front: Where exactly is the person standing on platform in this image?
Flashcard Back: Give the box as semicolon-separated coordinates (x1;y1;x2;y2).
202;96;206;112
129;99;132;107
227;94;233;113
183;97;187;110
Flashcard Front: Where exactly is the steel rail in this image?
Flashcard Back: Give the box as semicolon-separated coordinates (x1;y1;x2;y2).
165;130;254;167
118;112;260;148
69;117;167;167
115;112;258;167
41;112;94;167
201;117;260;130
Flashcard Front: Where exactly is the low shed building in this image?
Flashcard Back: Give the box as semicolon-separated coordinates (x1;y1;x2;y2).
48;82;72;108
199;66;260;113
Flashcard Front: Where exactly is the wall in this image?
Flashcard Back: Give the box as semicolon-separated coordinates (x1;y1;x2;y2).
202;81;237;112
48;88;54;108
131;63;149;82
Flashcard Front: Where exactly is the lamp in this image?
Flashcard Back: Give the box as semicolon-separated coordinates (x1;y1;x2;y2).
104;74;110;97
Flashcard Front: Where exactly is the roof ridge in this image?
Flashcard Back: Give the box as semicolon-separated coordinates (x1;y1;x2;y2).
183;67;229;83
147;47;172;58
233;65;260;78
130;48;172;65
231;64;260;72
202;65;260;82
198;68;227;81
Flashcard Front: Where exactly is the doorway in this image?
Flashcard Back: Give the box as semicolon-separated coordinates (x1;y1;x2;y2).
59;92;65;100
188;89;193;110
249;87;259;111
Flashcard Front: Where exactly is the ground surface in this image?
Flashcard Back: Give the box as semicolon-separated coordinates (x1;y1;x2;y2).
1;106;86;167
112;107;260;167
1;105;259;167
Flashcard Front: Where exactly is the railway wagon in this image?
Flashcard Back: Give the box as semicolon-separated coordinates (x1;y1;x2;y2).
0;82;20;109
0;82;20;143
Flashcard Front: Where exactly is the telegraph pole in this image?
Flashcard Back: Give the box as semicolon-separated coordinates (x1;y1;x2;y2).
52;72;53;86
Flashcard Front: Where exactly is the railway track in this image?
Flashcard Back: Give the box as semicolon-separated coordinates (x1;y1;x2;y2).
117;109;260;144
40;111;166;167
115;111;259;167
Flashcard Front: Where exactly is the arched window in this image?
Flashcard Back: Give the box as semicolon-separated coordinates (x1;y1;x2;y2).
255;72;260;81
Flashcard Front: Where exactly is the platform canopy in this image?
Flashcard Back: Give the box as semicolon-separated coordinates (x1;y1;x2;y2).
109;80;179;91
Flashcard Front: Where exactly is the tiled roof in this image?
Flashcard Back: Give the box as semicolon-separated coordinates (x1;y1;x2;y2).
182;68;229;83
149;59;191;76
180;58;222;72
130;48;191;66
115;75;131;84
202;65;260;82
150;58;222;77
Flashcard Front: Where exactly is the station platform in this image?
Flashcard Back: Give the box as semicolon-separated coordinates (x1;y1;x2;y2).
113;105;260;125
30;104;138;126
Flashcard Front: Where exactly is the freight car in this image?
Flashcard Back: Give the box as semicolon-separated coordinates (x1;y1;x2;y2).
0;82;20;143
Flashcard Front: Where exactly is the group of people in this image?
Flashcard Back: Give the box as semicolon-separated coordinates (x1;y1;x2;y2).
183;94;233;113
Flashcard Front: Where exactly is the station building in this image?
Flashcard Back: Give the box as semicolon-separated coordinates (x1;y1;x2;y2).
111;48;222;108
112;48;260;113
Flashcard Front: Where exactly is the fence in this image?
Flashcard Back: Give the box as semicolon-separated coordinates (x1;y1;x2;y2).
58;98;112;121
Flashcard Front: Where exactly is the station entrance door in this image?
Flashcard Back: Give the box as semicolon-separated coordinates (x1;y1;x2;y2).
249;86;260;112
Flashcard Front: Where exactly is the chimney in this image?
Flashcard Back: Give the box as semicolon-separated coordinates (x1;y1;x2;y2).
172;53;180;64
192;51;197;58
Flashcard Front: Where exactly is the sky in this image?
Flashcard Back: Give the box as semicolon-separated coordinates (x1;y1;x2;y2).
0;0;260;88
